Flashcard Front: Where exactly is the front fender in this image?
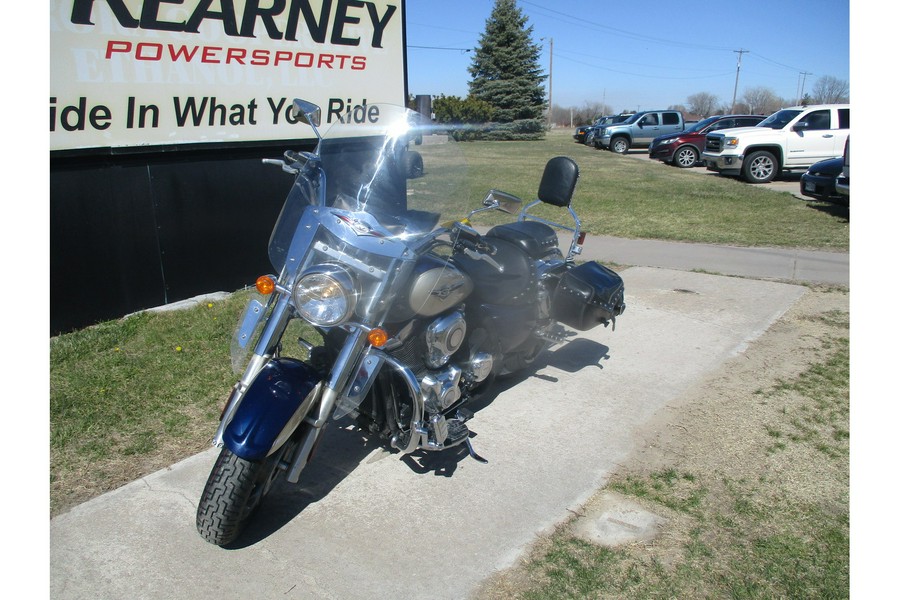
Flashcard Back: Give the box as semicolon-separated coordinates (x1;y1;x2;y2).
223;358;322;461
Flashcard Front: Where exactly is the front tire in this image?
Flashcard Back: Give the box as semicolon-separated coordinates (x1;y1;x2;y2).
742;150;778;183
196;446;284;546
610;136;630;154
673;145;699;168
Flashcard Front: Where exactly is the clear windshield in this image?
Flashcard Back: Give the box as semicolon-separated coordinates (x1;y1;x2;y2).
757;109;802;130
267;104;468;272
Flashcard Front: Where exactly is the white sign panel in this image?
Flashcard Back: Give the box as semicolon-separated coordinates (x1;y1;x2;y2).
50;0;407;152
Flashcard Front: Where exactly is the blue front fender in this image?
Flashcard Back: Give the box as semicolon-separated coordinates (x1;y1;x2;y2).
223;358;322;461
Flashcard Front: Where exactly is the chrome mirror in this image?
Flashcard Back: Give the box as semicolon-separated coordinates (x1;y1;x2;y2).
482;189;522;215
291;99;322;128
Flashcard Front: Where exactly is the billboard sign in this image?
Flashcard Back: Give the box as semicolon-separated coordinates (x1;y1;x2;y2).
50;0;407;152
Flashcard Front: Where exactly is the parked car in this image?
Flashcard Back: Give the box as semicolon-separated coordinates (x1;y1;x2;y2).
834;137;849;201
648;114;764;168
574;121;597;143
800;157;844;202
574;113;633;144
702;104;850;183
594;110;686;154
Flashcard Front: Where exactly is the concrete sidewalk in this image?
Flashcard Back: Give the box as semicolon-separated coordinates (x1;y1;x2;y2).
580;234;848;286
50;265;820;600
473;226;848;287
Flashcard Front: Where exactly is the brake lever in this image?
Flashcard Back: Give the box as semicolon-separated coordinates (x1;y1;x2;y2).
261;158;299;175
462;246;504;273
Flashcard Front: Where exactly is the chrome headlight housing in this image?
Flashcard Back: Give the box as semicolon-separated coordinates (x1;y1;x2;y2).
724;136;740;148
292;265;358;327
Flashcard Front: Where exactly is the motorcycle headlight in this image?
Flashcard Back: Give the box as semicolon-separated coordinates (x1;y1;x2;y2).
293;266;357;327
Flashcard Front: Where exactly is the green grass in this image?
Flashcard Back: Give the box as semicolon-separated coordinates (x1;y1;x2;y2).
503;305;849;599
49;289;323;515
50;294;246;513
454;130;849;250
405;129;848;250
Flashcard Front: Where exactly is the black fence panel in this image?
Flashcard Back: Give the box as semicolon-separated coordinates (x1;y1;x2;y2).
50;146;301;335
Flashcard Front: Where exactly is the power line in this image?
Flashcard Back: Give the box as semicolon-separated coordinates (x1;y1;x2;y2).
553;50;732;81
518;0;734;53
408;45;471;52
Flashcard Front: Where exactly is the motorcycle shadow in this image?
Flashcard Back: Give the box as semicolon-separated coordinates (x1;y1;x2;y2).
223;421;388;549
226;338;610;548
400;338;611;475
533;337;611;379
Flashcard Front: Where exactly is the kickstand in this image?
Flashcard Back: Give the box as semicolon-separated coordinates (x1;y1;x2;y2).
465;438;489;464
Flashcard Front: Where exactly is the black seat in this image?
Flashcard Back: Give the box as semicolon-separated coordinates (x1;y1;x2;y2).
486;221;562;261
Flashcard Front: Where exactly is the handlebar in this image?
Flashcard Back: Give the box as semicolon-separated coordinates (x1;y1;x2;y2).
450;222;502;272
262;150;318;175
451;221;496;256
262;158;300;175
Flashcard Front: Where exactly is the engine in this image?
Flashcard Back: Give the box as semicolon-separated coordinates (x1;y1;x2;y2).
402;309;494;449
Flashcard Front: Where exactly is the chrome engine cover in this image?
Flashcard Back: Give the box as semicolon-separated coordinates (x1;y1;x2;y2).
466;352;493;383
424;311;467;368
421;366;462;412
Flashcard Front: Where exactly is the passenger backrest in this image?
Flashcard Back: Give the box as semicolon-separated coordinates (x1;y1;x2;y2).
537;156;579;207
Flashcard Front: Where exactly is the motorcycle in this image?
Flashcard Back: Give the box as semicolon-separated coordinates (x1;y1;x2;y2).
196;99;626;546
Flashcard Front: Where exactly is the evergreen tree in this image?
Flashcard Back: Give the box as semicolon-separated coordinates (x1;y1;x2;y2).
468;0;546;123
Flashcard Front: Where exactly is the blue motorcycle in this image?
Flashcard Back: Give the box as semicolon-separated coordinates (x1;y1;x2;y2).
196;100;625;545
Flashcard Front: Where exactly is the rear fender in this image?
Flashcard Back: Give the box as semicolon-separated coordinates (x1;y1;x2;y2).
223;358;323;461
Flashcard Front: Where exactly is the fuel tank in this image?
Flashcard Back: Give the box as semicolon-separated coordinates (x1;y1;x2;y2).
391;254;474;321
451;237;537;305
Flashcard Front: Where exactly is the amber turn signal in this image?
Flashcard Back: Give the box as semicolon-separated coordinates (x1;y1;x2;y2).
255;275;276;295
367;328;389;348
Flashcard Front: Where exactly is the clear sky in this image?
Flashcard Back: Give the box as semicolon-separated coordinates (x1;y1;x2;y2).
405;0;851;113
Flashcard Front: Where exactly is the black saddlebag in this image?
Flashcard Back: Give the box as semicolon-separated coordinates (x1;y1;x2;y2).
551;261;625;330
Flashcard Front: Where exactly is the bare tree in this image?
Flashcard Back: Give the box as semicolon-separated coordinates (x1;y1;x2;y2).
742;86;785;115
722;101;750;114
583;101;614;121
811;76;849;103
564;101;614;126
687;92;718;117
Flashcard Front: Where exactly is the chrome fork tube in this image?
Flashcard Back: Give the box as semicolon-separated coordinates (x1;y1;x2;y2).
211;293;293;447
284;327;371;481
307;327;370;427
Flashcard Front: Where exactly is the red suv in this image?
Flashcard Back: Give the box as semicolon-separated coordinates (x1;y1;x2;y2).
648;114;764;168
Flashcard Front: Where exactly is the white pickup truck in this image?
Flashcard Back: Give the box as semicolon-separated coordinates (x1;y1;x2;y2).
701;104;850;183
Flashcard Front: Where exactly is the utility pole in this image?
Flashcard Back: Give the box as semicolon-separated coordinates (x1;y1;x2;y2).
731;49;748;113
541;37;553;125
547;37;553;126
796;71;811;104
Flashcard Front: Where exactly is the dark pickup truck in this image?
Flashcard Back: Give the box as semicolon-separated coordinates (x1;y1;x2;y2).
574;113;633;145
